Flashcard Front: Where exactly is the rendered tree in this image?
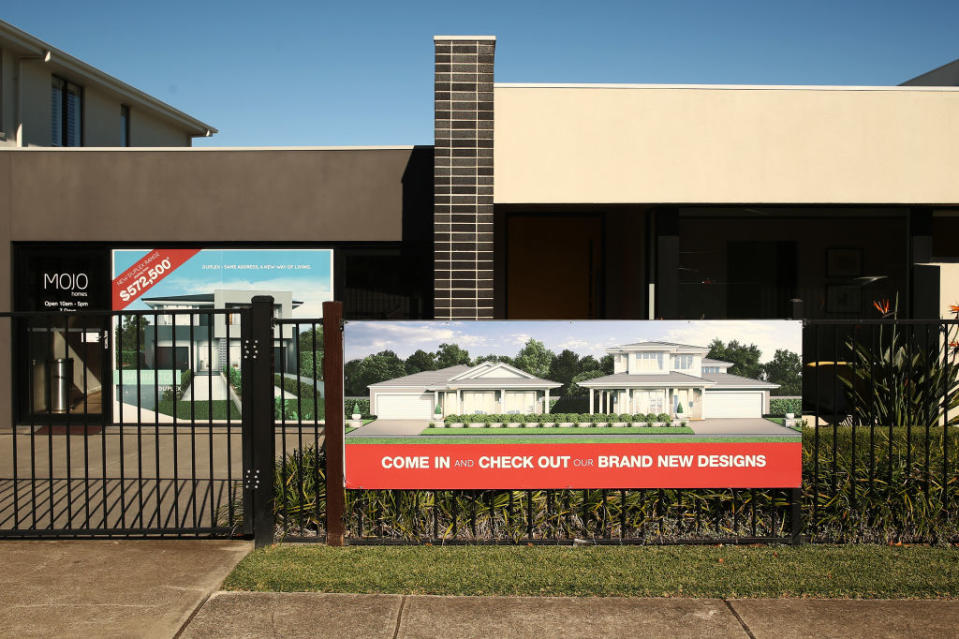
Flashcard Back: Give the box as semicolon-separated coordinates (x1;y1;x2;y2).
513;338;555;379
404;349;437;375
707;339;763;379
761;349;802;396
435;343;471;368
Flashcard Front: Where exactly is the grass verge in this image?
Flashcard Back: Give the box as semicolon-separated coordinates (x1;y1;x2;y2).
419;426;694;436
224;544;959;598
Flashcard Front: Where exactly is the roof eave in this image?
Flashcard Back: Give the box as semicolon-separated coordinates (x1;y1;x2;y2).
0;19;217;137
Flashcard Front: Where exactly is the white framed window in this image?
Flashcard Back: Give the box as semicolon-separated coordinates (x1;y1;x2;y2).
672;354;693;369
51;76;82;146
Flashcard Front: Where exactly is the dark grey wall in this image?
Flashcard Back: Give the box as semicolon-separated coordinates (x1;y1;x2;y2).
0;146;434;425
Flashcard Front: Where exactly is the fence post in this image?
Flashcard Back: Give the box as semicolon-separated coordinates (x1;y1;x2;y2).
789;487;803;545
248;296;276;548
323;301;346;546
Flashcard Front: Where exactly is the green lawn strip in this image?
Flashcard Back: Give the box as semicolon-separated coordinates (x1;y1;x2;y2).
420;426;693;436
156;399;240;420
347;435;799;444
224;544;959;598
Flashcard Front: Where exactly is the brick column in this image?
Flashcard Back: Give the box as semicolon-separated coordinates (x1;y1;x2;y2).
433;36;495;319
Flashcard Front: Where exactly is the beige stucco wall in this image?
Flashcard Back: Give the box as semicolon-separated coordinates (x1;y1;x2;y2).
83;86;123;146
18;60;50;146
130;108;190;147
495;85;959;204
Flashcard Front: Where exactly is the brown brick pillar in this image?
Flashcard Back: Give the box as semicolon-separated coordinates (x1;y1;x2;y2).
433;36;495;319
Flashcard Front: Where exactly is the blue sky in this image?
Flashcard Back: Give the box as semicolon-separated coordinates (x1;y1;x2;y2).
113;249;333;316
345;320;803;363
4;1;959;146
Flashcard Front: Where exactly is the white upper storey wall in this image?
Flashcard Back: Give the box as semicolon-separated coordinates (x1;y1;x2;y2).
494;84;959;204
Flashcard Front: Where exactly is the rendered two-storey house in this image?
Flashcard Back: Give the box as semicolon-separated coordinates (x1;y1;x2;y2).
579;342;778;420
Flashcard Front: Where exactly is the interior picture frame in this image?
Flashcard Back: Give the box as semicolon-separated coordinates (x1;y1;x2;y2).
826;284;861;314
826;247;862;278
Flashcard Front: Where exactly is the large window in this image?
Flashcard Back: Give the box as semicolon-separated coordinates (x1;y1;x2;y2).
51;76;82;146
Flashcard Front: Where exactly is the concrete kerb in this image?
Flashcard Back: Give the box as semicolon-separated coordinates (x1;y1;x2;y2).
180;592;959;639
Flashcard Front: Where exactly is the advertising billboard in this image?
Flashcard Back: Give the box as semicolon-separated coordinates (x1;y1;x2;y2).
344;320;802;489
110;248;333;422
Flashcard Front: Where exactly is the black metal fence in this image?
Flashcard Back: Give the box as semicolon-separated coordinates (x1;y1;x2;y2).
0;307;256;538
269;316;958;545
5;307;955;545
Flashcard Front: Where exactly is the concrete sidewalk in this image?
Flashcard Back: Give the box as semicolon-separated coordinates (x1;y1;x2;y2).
0;539;251;639
181;592;959;639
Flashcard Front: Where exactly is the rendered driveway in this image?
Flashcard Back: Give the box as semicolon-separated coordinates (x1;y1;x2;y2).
347;420;428;437
688;419;797;436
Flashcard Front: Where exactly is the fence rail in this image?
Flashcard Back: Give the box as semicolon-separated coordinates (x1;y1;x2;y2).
268;315;958;545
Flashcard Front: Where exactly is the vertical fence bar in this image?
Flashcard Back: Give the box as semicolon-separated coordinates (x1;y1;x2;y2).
944;324;951;515
322;301;346;546
226;316;235;530
189;316;198;535
153;312;161;533
208;315;215;529
135;315;144;530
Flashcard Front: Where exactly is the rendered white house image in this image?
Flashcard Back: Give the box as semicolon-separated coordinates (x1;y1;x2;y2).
141;290;302;372
579;342;779;420
368;361;562;420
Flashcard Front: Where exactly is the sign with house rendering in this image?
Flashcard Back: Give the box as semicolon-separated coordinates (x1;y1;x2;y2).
343;320;803;489
110;248;333;422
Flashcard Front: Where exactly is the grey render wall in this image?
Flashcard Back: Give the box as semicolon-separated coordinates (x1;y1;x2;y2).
433;37;495;319
0;146;433;425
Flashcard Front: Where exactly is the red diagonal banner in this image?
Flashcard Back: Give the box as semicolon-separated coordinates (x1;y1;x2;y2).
112;248;201;310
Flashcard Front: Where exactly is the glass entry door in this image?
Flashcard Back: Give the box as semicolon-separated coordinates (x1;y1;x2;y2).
19;317;110;422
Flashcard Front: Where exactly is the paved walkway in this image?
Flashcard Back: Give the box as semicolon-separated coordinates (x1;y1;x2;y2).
182;592;959;638
0;539;251;639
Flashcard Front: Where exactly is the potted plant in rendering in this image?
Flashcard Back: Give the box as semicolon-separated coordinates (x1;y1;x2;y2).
350;402;361;422
674;403;684;426
433;403;444;427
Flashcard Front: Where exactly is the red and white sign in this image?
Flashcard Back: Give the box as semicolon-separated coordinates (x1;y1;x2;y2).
345;441;801;490
112;248;200;310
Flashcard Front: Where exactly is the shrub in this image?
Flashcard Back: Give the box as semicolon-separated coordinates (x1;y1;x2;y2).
344;398;371;418
770;397;802;416
618;413;632;423
274;374;324;421
590;413;606;424
676;403;684;415
656;413;671;424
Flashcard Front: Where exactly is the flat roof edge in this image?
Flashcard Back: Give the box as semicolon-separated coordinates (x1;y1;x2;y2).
495;82;959;92
0;145;422;152
434;35;496;41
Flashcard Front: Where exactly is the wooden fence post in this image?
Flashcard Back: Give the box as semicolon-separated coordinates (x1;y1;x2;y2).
323;301;346;546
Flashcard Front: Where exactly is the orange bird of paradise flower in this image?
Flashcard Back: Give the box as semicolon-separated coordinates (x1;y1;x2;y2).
873;299;891;315
950;304;959;315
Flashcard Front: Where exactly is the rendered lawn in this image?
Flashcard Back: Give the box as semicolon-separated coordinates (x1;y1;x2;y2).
155;399;241;420
347;435;799;444
419;426;695;436
224;544;959;598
